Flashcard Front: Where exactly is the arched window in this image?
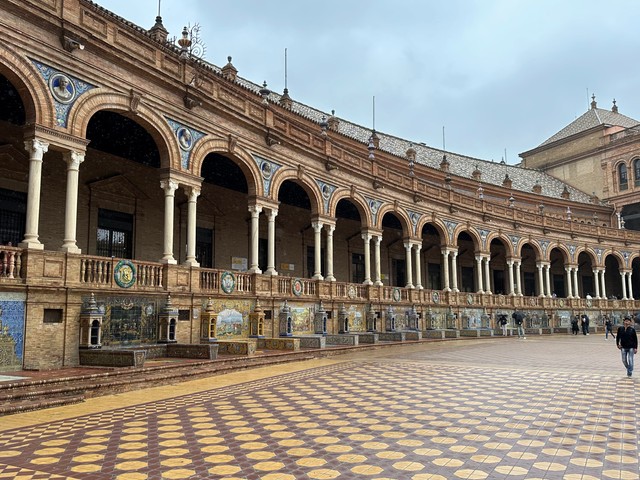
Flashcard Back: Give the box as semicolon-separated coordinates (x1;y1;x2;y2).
634;158;640;186
619;163;628;190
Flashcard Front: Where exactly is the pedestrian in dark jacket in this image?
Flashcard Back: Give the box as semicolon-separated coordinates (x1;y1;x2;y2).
616;316;638;377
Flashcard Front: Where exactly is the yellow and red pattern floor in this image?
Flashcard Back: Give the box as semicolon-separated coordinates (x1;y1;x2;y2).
0;335;637;479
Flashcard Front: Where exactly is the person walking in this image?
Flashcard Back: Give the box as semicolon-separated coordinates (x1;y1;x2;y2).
513;311;525;339
616;316;638;377
499;314;508;336
580;314;590;335
571;315;579;335
604;316;614;340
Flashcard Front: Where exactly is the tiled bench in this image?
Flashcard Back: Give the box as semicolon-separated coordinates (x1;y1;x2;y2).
257;337;300;351
216;339;257;356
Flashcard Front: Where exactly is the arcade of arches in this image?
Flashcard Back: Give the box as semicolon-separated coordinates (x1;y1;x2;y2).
1;0;640;370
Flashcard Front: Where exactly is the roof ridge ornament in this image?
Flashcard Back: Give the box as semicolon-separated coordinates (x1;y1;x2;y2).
590;93;597;110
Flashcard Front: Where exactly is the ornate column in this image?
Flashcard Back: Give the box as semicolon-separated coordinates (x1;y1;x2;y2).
621;272;628;300
544;263;551;297
404;242;414;289
312;221;324;280
160;179;178;264
565;267;573;298
506;260;514;295
373;235;383;286
183;186;200;266
600;269;607;299
515;260;523;296
627;271;634;300
248;204;262;274
324;223;335;281
483;255;491;294
442;249;451;292
265;208;278;275
61;151;85;253
362;232;372;285
593;269;601;298
572;267;580;298
414;243;423;289
451;250;459;292
536;262;545;297
20;139;49;249
475;255;484;293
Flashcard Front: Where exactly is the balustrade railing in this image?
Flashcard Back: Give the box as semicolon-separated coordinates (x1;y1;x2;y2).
0;246;23;279
79;257;164;288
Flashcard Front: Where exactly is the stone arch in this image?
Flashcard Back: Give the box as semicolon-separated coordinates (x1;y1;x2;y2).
191;137;261;197
376;204;411;238
270;167;322;216
67;90;177;170
485;233;512;256
0;43;53;126
517;240;543;261
453;227;481;251
575;246;598;267
416;219;448;246
328;188;372;227
548;242;571;263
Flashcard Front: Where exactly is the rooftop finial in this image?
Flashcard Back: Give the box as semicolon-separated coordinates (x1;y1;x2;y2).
612;98;618;113
591;94;597;109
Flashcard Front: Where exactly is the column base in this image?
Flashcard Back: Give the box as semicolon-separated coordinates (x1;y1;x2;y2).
325;275;336;282
248;267;262;274
19;239;44;250
363;280;373;286
183;259;200;267
60;244;81;254
312;274;324;280
160;257;177;265
374;280;383;286
265;268;278;276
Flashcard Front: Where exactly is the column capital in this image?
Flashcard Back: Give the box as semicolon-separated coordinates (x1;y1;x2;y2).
248;204;263;215
361;232;372;242
160;179;179;194
324;223;335;234
185;185;201;200
312;221;324;232
63;150;85;169
24;139;49;159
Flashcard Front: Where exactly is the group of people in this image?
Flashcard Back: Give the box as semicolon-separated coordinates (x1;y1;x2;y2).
504;310;637;377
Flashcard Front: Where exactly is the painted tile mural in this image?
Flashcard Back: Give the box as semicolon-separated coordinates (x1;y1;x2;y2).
207;298;252;339
0;293;26;371
347;304;366;332
287;302;313;335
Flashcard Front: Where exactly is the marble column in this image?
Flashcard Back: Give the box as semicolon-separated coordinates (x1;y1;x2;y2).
324;224;335;281
451;251;459;292
362;232;372;285
265;208;278;275
404;242;414;289
565;267;573;298
476;256;484;293
20;139;49;249
483;255;491;294
373;235;383;286
572;267;580;298
414;244;423;289
61;151;85;254
507;260;515;295
593;269;601;299
442;249;451;292
536;263;545;297
312;221;324;280
184;186;200;266
600;269;607;299
160;179;178;264
544;264;551;297
627;271;634;300
515;260;522;296
248;205;262;274
621;272;628;300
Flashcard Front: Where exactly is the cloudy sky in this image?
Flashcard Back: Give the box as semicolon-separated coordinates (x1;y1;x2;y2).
96;0;640;164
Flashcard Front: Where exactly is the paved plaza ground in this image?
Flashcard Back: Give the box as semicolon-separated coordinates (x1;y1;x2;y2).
0;335;638;479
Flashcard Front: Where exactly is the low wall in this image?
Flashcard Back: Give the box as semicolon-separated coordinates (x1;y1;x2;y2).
325;334;359;346
353;333;379;344
423;330;445;339
404;331;422;341
294;336;326;349
167;344;218;359
79;349;146;367
216;340;257;356
258;338;300;351
460;329;494;337
378;332;406;342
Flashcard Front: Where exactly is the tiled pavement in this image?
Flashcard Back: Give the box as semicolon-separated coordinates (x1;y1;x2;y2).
0;335;637;480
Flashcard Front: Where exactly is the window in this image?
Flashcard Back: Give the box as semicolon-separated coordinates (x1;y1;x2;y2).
351;253;365;283
196;227;213;268
43;308;63;323
619;163;628;191
0;188;26;246
97;208;133;258
306;246;325;278
634;159;640;186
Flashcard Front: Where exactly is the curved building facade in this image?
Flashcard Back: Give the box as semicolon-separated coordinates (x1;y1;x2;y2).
1;0;639;370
